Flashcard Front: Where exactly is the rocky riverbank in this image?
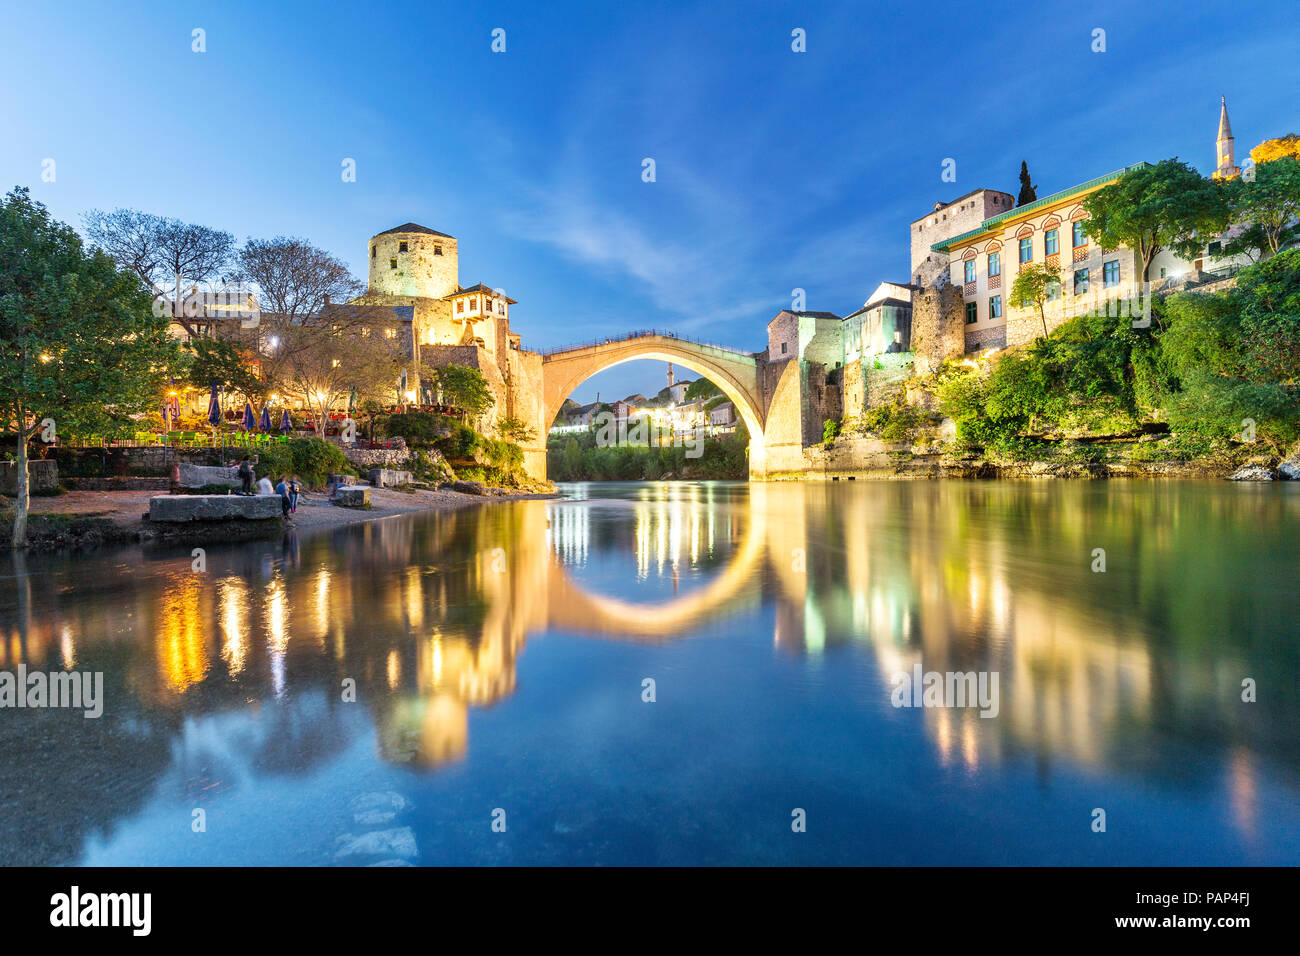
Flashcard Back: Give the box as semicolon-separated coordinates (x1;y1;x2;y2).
3;483;558;552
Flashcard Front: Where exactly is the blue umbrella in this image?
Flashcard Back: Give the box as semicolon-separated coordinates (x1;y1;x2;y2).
242;402;256;431
207;381;221;427
280;409;292;434
259;405;272;432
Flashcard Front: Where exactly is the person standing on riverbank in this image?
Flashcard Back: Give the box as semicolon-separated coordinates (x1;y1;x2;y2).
237;456;254;495
288;475;301;514
275;476;292;518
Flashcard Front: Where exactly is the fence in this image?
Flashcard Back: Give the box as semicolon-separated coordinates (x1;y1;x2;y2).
540;329;755;358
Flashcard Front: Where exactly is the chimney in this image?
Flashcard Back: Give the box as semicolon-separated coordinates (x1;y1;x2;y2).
324;294;331;306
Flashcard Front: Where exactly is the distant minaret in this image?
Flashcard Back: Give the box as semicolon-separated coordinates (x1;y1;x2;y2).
666;363;675;388
1214;96;1242;180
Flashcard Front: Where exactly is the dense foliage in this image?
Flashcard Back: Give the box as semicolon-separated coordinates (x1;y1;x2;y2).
548;423;749;481
937;250;1300;457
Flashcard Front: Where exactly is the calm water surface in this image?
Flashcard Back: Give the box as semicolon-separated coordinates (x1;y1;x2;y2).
1;481;1297;865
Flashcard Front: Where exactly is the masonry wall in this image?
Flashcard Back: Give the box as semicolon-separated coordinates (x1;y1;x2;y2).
910;284;966;374
368;233;458;299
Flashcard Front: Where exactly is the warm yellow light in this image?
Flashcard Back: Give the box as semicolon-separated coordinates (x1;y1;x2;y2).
39;353;52;363
405;390;417;401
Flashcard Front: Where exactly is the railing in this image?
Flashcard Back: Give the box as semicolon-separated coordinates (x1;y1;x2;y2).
540;328;755;358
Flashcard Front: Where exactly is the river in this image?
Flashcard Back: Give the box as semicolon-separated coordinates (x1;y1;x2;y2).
1;480;1297;865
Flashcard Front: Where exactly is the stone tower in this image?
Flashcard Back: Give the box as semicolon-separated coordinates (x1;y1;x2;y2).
367;223;459;298
1213;96;1241;180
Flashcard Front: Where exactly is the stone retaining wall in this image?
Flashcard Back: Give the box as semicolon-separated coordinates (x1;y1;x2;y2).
0;460;59;494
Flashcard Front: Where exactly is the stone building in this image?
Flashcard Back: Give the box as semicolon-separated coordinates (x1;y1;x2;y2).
327;222;547;473
910;189;1015;288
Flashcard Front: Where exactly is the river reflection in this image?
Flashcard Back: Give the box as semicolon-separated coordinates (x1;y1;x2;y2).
0;481;1297;865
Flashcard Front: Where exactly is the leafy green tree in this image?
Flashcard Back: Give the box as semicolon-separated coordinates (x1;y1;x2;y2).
496;416;537;445
185;335;263;404
1008;262;1062;339
1;187;182;547
425;363;495;423
1017;161;1038;206
684;378;721;401
1222;156;1300;260
1082;159;1233;286
561;437;583;478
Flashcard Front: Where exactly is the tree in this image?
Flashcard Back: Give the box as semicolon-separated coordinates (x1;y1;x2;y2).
1222;156;1300;260
496;416;537;445
184;336;264;405
1017;161;1038;207
1081;159;1233;287
232;237;366;389
82;208;235;338
424;363;495;423
684;378;721;401
1008;262;1062;339
1250;134;1300;165
2;188;181;547
279;320;403;435
562;437;582;478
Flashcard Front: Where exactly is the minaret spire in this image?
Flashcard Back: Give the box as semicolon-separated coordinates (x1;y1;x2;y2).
1214;95;1241;179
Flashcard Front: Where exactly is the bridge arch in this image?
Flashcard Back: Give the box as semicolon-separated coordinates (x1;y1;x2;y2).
539;334;767;477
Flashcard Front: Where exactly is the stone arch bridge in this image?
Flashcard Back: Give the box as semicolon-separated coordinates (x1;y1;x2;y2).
533;331;810;480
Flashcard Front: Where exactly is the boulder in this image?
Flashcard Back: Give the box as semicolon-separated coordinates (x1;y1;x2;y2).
1279;459;1300;480
331;485;371;508
368;468;413;488
1227;464;1275;481
448;480;486;496
176;462;240;489
149;494;282;522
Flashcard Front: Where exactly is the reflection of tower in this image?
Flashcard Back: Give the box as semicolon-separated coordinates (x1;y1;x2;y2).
666;363;675;388
1213;96;1242;180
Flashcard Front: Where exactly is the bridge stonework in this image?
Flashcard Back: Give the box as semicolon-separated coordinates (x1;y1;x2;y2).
529;332;826;482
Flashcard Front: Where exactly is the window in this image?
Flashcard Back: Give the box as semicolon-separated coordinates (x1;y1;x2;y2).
1074;268;1090;295
498;302;505;314
988;252;1000;277
781;342;787;354
1159;267;1167;278
1044;229;1059;255
398;240;408;253
389;258;397;270
989;295;1002;319
964;259;976;283
1103;260;1119;287
384;328;396;339
469;297;477;309
1047;279;1062;301
965;302;978;325
1019;237;1033;263
434;245;442;256
1208;240;1222;255
1073;221;1086;247
456;299;464;313
371;246;376;259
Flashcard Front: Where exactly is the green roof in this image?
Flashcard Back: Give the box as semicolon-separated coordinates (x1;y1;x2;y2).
929;163;1151;254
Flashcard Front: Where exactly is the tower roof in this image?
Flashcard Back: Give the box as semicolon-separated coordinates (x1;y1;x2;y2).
1217;96;1234;142
373;222;454;239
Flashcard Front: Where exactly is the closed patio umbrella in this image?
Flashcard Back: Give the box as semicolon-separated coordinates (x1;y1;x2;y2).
207;381;221;427
280;409;292;434
242;402;256;431
259;405;272;432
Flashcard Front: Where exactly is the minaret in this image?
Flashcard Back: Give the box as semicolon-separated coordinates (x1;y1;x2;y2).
666;363;675;388
1213;96;1241;180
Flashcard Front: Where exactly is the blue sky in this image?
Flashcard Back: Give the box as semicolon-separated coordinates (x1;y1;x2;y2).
2;0;1297;403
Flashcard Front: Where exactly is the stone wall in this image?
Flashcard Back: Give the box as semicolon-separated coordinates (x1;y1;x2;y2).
343;447;411;469
55;446;224;478
0;460;59;494
910;283;965;374
965;325;1007;352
